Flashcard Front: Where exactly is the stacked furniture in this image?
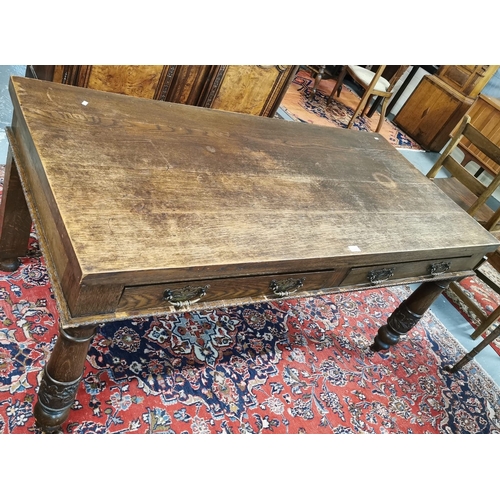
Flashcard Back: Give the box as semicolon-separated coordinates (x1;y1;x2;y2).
26;65;299;118
394;65;499;151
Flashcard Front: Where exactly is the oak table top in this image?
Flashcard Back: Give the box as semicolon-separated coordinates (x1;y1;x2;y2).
1;76;498;432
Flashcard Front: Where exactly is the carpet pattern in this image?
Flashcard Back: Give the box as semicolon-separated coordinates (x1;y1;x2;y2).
1;231;500;433
279;69;422;150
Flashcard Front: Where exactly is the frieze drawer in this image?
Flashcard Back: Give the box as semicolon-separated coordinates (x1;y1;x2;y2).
340;257;472;287
117;268;347;312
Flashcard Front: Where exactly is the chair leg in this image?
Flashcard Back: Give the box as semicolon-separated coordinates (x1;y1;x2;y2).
375;97;389;133
328;65;347;104
309;65;325;98
470;303;500;340
362;97;373;116
348;89;373;130
444;323;500;373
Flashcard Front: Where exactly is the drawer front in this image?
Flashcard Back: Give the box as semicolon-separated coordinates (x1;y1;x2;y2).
340;257;472;287
117;268;347;312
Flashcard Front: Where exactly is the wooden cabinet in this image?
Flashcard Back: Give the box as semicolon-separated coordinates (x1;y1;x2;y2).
393;65;499;152
394;74;474;152
457;94;500;175
26;65;298;117
437;65;499;98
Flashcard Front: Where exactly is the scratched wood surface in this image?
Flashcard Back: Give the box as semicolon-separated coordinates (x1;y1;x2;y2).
8;76;499;289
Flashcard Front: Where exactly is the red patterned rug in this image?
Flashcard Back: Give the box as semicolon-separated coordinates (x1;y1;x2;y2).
2;245;500;434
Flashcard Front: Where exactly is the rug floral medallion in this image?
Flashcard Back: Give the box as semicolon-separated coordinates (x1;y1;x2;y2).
1;242;500;434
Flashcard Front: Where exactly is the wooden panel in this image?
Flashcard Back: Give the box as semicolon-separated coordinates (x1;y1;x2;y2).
27;65;296;117
85;65;165;99
207;65;297;116
162;65;212;105
394;75;473;151
437;65;499;98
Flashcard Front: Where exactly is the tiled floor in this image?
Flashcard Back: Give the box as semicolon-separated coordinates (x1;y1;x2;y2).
0;65;498;386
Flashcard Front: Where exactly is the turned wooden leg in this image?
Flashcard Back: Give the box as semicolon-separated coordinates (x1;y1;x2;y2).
34;324;96;433
444;324;500;373
371;279;454;352
0;149;32;272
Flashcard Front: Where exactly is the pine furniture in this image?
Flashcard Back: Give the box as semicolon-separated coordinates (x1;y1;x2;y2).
457;94;500;176
1;76;498;432
394;66;499;152
394;74;475;151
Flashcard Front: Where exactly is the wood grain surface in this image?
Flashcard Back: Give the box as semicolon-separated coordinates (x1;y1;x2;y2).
8;76;499;292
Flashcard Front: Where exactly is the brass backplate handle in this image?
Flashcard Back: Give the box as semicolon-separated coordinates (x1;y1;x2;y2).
429;261;451;276
163;285;210;307
269;277;305;297
367;268;395;285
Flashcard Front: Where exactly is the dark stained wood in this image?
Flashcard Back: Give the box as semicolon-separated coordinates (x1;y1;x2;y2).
372;279;453;351
34;325;96;432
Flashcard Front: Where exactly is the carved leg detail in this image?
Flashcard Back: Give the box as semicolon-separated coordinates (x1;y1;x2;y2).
34;325;96;433
0;149;32;271
371;300;421;351
34;368;84;433
371;279;453;352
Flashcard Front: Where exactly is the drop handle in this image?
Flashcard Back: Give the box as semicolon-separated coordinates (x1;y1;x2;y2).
269;277;305;297
367;268;395;285
163;285;210;307
429;261;451;276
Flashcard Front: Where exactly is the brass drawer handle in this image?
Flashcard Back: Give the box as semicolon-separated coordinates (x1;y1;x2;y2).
269;277;305;297
367;268;395;285
163;285;210;307
429;261;451;276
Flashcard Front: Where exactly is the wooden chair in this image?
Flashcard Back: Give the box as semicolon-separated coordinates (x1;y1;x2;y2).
426;114;500;370
327;65;409;133
426;115;500;230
